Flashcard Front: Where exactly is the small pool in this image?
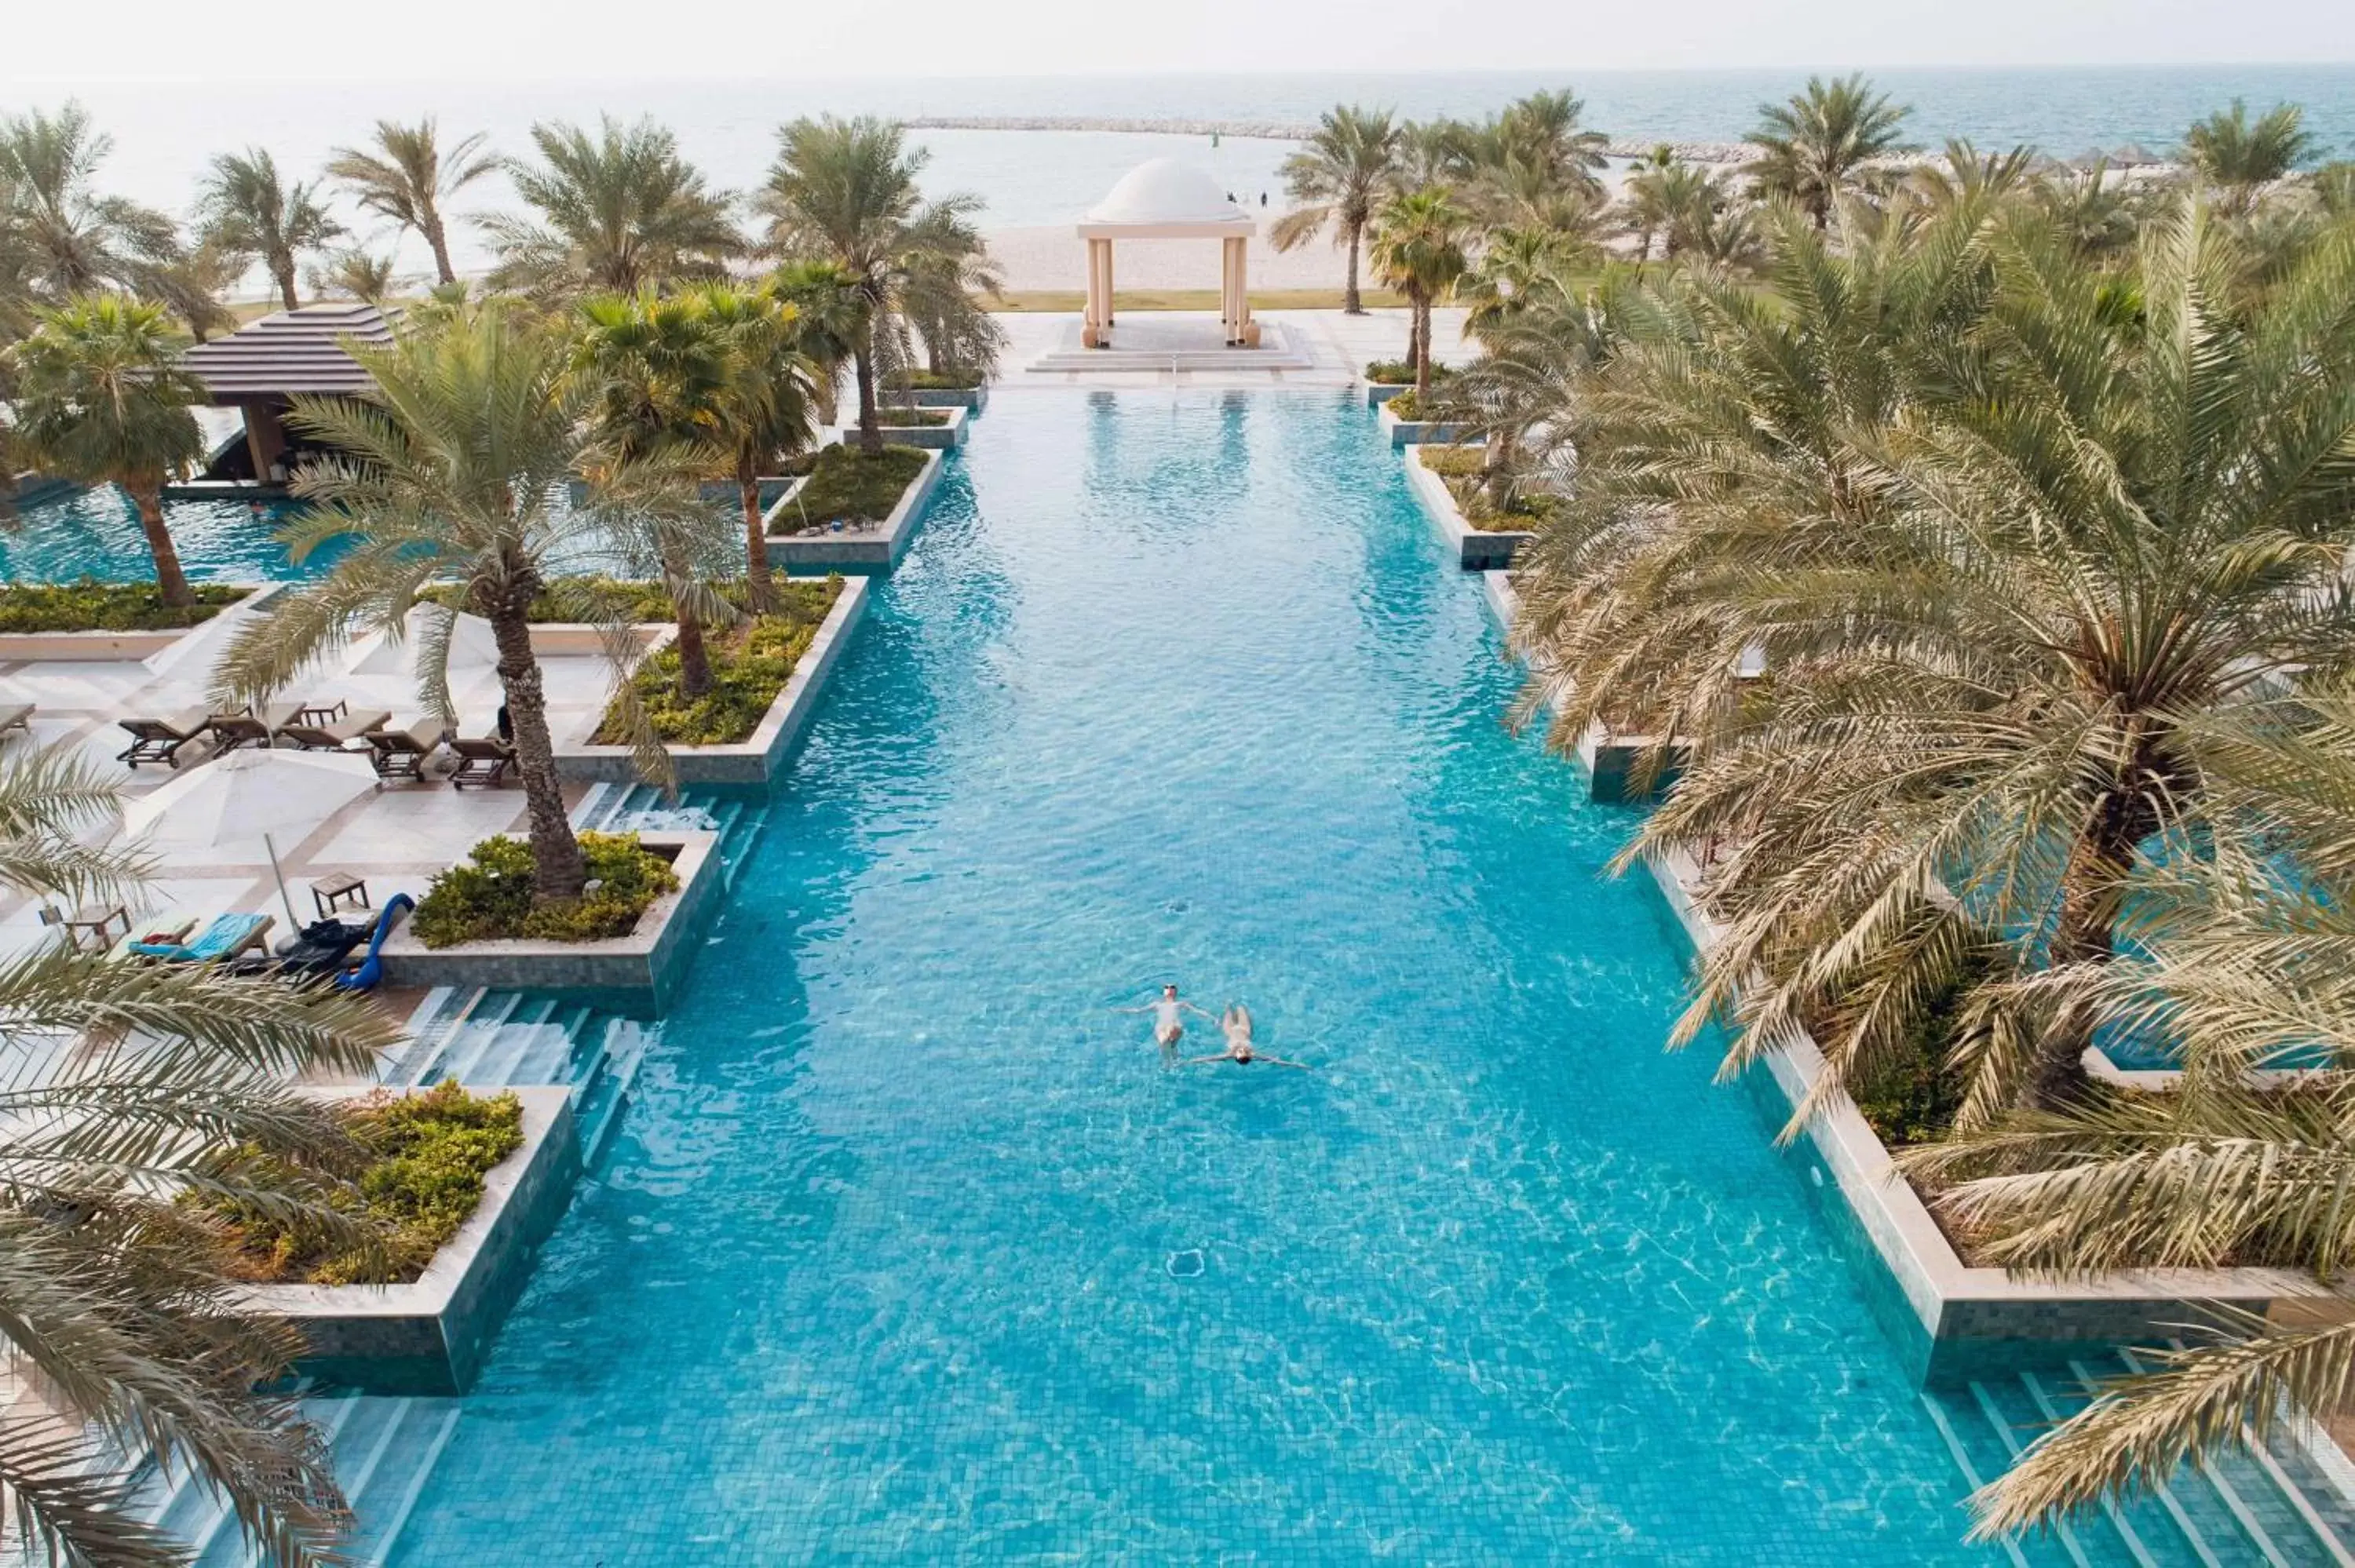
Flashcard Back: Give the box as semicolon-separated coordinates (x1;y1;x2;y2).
0;486;338;584
382;389;2034;1563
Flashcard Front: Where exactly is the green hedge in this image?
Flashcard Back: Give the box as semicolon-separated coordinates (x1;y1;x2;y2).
411;831;680;948
0;580;244;633
904;370;982;391
210;1082;525;1285
593;576;843;745
770;444;928;534
1367;360;1454;387
875;407;951;428
1420;446;1558;532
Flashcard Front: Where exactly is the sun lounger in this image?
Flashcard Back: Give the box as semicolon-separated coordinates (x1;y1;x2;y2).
116;707;212;769
279;709;390;751
125;912;273;963
446;735;517;790
0;703;33;735
364;718;451;782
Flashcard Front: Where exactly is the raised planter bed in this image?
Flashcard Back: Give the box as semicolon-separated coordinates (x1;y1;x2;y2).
907;385;989;413
1365;382;1409;407
1646;843;2341;1385
553;576;870;786
0;583;275;662
239;1085;580;1395
1378;398;1465;448
838;405;970;451
1402;446;1535;571
376;832;723;1013
765;447;944;572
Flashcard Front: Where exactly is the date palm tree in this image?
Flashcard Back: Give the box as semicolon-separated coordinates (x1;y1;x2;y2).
0;728;406;1568
483;116;741;304
2179;100;2315;216
0;102;184;301
1270;105;1403;315
327;118;495;287
1515;198;2355;1120
896;199;1006;384
5;295;207;605
195;148;345;312
307;246;400;304
1366;187;1470;399
211;302;692;899
693;283;820;607
1747;73;1915;229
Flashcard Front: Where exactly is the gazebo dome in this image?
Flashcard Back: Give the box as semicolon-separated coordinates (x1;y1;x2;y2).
1086;159;1246;226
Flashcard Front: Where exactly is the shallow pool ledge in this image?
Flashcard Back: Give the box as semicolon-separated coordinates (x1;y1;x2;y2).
1646;843;2342;1385
239;1085;580;1395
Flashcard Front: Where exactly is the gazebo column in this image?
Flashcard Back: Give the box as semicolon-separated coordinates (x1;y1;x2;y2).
1104;242;1115;326
1236;241;1254;346
1219;239;1236;345
1083;238;1104;348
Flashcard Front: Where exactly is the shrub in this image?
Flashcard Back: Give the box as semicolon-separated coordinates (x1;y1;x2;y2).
0;579;243;633
1367;360;1453;386
1420;446;1558;531
209;1082;525;1285
411;831;679;948
593;576;842;745
769;444;928;534
904;370;981;391
874;407;951;428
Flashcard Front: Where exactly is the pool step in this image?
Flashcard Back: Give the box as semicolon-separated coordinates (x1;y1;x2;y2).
389;986;659;1163
571;780;770;890
1922;1353;2355;1566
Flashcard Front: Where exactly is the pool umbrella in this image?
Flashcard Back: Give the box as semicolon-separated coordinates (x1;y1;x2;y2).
122;749;381;926
349;607;500;676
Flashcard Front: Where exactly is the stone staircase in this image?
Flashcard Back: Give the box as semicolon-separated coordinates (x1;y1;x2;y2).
1921;1350;2355;1566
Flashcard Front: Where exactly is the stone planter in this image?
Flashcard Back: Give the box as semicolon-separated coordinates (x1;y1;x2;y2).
907;385;988;413
376;832;723;1014
553;577;870;786
239;1085;580;1395
765;447;944;572
0;584;276;662
1647;844;2344;1384
1365;381;1410;407
1402;446;1535;571
1378;399;1464;448
839;405;969;450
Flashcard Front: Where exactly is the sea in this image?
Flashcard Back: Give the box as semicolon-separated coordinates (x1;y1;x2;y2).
7;67;2353;284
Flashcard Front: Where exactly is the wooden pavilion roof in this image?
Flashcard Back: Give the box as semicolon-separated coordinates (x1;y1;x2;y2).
179;302;395;400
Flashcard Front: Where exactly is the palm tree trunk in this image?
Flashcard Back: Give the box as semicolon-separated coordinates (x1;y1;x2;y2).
2030;799;2156;1107
739;459;776;614
274;258;299;313
486;600;587;903
424;215;457;287
853;337;882;457
130;482;193;607
1403;302;1420;377
670;581;715;701
1485;431;1515;511
1343;223;1364;315
1412;295;1433;401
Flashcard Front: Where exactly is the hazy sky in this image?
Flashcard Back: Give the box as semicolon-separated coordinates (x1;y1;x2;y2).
5;0;2351;82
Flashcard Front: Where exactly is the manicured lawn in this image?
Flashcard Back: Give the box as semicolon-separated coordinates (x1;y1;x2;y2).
769;445;929;534
0;580;244;633
594;576;843;746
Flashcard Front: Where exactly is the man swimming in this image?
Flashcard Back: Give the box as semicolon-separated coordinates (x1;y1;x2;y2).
1187;1004;1309;1069
1119;983;1210;1061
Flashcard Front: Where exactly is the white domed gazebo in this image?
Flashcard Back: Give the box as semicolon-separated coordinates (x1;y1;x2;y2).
1076;159;1260;350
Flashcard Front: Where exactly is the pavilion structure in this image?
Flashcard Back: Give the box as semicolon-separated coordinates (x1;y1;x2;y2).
177;302;393;490
1075;159;1260;349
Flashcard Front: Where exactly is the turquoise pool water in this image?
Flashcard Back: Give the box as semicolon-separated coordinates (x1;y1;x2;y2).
0;487;332;584
391;390;2000;1563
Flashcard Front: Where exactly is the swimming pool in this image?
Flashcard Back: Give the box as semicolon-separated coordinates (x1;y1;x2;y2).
389;389;2003;1563
0;487;331;584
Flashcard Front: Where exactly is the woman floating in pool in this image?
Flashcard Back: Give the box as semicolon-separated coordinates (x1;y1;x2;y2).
1119;983;1210;1061
1187;1004;1309;1069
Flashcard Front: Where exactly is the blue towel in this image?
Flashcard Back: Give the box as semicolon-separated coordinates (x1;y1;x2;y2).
172;913;266;962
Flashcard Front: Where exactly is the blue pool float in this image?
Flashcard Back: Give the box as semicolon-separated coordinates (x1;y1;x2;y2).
334;893;415;992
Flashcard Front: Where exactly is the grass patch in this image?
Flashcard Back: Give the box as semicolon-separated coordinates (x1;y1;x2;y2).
593;576;843;746
411;831;679;948
874;407;951;428
0;579;244;633
1420;445;1556;532
209;1083;526;1285
769;444;928;534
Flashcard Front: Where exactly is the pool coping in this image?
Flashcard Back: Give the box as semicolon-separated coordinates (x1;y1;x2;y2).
764;447;944;571
0;583;278;663
1401;445;1535;571
375;831;723;1013
236;1084;580;1395
550;576;870;786
1378;398;1466;448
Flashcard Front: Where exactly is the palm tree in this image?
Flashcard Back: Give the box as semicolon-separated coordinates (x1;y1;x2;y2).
1619;146;1681;263
482;116;741;303
147;238;242;341
195;148;345;312
1747;73;1915;229
1366;188;1470;399
896;198;1006;383
2179;100;2315;214
5;296;207;604
211;303;688;899
771;257;865;415
695;283;820;607
0;102;184;301
1513;199;2355;1120
308;246;400;304
1467;89;1609;208
1269;105;1404;314
327;118;496;287
0;729;406;1568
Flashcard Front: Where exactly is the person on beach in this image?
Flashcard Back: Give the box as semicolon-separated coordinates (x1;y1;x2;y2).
1120;984;1210;1060
1188;1004;1309;1069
